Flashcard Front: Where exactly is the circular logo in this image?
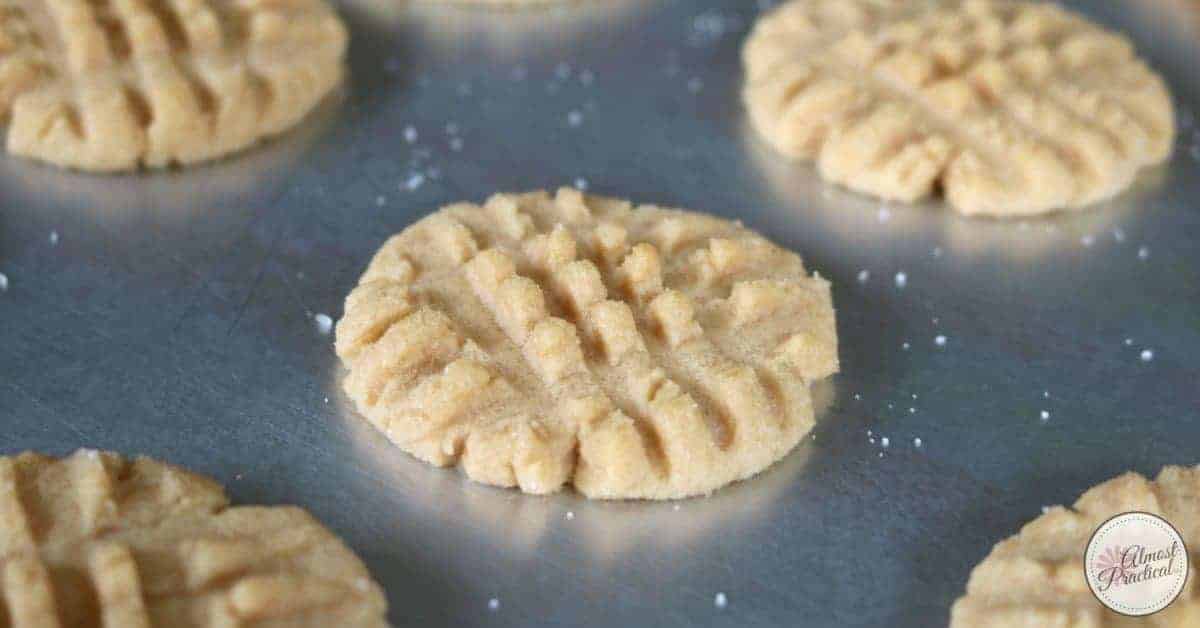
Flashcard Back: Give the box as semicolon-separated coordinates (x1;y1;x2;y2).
1085;512;1189;616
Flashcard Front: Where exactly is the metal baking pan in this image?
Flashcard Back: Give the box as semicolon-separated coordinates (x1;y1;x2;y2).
2;0;1198;625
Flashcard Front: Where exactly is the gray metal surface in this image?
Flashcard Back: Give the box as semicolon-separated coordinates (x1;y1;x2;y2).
2;0;1199;625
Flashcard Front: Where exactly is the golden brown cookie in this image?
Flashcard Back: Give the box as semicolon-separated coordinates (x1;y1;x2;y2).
0;449;388;627
951;465;1200;626
335;188;839;500
0;0;346;171
743;0;1175;216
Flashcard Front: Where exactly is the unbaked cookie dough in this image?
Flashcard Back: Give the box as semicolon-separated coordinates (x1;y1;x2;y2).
951;465;1199;626
0;0;346;172
0;449;388;627
743;0;1175;216
335;188;839;499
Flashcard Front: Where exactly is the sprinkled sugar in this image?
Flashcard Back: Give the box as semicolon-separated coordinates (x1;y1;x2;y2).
314;313;333;335
404;173;426;191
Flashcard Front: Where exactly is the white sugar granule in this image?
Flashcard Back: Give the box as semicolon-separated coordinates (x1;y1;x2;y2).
1040;410;1050;422
857;269;870;283
404;173;426;191
49;231;60;245
314;314;333;335
567;110;584;127
1138;246;1150;260
714;593;728;609
488;598;500;611
934;335;947;347
403;126;418;144
894;272;907;288
1140;349;1154;362
0;272;7;292
880;437;890;448
574;178;589;191
913;437;923;448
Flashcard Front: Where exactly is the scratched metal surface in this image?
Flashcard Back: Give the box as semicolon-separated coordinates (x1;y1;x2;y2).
2;0;1199;626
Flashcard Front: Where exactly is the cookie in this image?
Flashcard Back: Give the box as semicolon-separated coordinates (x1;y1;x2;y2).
0;0;346;172
951;465;1200;626
335;188;838;500
743;0;1175;216
0;449;388;627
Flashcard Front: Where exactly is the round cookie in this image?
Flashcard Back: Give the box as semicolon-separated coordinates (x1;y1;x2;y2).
0;449;388;627
0;0;346;172
951;465;1200;626
335;188;839;500
743;0;1175;216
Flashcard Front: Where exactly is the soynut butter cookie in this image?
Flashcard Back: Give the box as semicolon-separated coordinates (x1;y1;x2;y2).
743;0;1174;216
0;449;388;627
951;465;1199;626
336;188;839;500
0;0;346;171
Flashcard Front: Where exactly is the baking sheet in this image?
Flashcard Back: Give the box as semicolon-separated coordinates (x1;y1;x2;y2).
2;0;1199;626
